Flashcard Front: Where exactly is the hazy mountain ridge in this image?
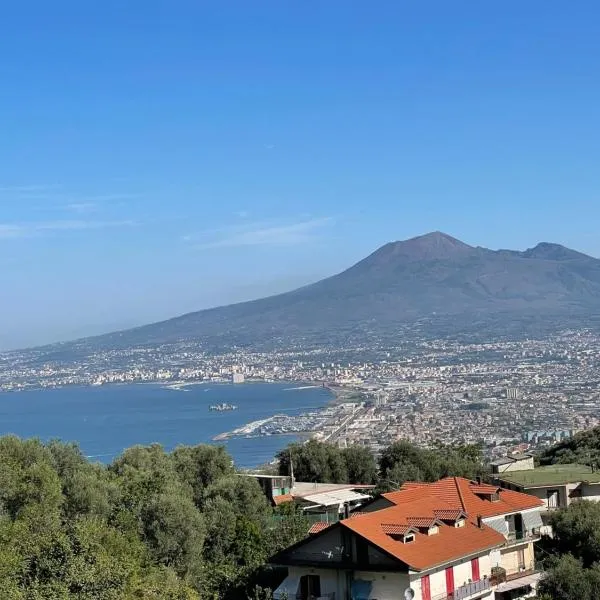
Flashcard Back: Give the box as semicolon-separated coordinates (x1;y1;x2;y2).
49;232;600;352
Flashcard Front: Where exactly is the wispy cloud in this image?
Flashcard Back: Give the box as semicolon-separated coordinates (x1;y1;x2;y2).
64;202;98;214
186;217;333;250
0;224;23;239
34;219;136;231
0;219;135;239
0;184;62;194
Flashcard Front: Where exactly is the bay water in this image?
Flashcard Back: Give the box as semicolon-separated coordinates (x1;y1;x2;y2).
0;382;332;467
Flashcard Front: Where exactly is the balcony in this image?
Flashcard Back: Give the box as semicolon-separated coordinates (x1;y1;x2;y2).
504;530;541;547
494;569;543;597
431;578;491;600
491;563;540;586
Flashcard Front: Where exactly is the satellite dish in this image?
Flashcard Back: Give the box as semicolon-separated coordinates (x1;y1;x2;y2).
404;588;415;600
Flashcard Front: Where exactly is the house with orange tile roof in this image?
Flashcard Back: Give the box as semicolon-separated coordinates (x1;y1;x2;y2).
270;477;544;600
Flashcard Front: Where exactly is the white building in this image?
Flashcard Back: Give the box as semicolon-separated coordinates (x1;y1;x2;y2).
271;477;544;600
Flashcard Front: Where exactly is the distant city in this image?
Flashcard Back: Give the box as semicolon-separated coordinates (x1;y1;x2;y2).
2;328;598;462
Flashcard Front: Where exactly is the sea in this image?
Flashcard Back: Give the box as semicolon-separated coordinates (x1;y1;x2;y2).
0;382;333;468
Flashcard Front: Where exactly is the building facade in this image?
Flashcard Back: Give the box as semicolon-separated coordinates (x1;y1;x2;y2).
272;477;544;600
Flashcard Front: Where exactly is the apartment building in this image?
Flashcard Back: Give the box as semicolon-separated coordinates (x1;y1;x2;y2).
271;477;543;600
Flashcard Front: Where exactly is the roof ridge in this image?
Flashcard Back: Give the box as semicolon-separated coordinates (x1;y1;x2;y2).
454;477;467;513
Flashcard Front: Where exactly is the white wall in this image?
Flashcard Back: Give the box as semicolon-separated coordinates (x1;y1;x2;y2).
523;485;568;510
284;552;495;600
490;549;501;568
354;571;410;599
408;553;493;600
500;543;535;576
285;568;410;600
287;567;347;598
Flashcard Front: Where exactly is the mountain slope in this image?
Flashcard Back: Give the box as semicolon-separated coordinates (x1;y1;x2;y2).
539;426;600;466
70;232;600;350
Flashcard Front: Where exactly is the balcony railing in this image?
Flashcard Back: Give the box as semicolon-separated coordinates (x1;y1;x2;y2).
491;563;539;586
504;530;541;547
431;578;491;600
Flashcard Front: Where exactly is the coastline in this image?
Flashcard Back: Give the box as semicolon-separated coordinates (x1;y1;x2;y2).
1;377;331;395
210;383;361;443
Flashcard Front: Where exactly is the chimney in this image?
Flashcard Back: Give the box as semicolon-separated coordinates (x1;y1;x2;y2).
344;503;350;519
477;515;483;529
476;476;482;485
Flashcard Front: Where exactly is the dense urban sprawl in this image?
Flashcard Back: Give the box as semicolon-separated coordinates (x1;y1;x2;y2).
2;329;599;460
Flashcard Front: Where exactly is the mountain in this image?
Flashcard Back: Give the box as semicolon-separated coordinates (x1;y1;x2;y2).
63;232;600;352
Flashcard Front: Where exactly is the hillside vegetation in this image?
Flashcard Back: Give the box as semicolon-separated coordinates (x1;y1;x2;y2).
538;426;600;466
0;437;311;600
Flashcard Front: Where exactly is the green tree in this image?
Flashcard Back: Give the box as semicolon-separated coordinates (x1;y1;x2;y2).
268;503;312;554
378;440;484;488
379;440;432;482
276;441;348;483
142;492;205;578
550;501;600;567
171;445;234;507
537;554;600;600
341;445;377;484
47;440;117;520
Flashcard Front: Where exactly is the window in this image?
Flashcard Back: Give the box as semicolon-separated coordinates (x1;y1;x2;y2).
547;489;559;509
403;533;415;543
427;526;439;535
455;519;465;528
299;575;321;600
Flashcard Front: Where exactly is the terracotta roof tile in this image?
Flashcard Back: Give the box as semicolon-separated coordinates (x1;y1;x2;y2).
273;493;294;506
384;477;542;518
342;503;505;571
308;522;331;535
380;523;415;535
407;516;439;528
335;477;543;571
434;509;466;521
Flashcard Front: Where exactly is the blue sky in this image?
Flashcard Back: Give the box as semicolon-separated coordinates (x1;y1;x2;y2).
1;1;600;349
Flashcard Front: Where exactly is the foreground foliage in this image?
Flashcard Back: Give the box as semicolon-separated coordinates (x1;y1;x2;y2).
0;437;307;599
534;501;600;599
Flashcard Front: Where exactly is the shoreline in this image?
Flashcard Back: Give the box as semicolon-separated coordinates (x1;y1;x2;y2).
0;378;345;397
211;384;362;442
